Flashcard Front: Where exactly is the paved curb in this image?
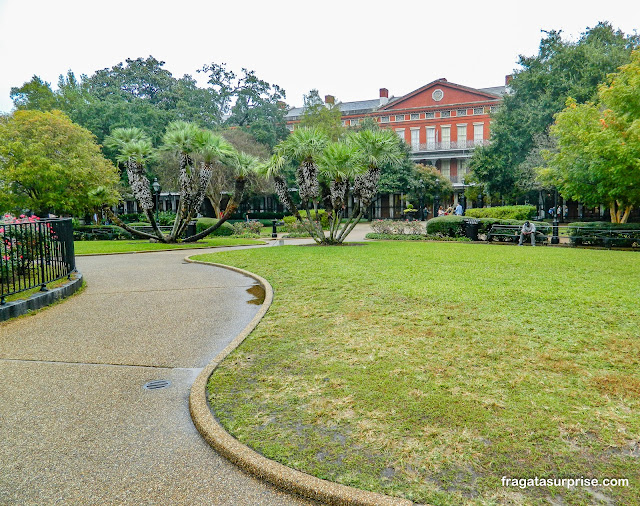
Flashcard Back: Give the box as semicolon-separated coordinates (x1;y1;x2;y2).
0;272;83;322
185;257;412;506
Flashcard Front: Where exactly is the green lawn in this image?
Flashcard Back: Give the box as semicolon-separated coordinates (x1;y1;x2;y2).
192;242;640;505
74;237;264;255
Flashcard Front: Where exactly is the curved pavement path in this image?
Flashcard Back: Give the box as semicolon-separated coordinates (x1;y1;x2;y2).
0;246;317;505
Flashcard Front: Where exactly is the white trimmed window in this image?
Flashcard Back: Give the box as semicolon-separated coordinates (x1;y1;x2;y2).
474;123;484;144
395;114;404;122
425;111;435;119
351;118;359;126
456;109;467;116
410;128;420;151
441;110;451;118
395;128;406;142
426;127;436;149
473;107;484;115
380;116;390;123
441;126;451;149
440;159;451;180
410;113;419;120
457;124;467;148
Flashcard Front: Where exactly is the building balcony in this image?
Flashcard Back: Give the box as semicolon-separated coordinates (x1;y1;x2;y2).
413;139;490;152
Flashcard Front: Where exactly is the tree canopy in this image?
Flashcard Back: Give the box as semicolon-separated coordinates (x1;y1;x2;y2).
10;57;288;157
0;110;120;216
470;22;639;201
299;89;344;141
542;51;640;223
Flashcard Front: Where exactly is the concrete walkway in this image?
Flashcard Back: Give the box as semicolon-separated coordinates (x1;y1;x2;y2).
0;247;316;505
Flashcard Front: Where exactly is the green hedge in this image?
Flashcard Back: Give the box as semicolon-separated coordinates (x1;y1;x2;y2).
465;205;536;220
195;218;234;236
568;222;640;247
426;216;466;237
73;225;132;241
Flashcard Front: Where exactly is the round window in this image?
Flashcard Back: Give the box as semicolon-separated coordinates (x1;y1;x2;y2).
432;89;444;101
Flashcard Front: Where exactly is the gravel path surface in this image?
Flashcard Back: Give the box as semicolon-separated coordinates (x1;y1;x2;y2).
0;247;316;505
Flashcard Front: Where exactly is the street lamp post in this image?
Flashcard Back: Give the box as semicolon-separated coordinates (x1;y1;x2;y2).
551;188;559;244
152;178;161;223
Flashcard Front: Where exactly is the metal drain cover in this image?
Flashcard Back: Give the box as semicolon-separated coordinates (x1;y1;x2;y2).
143;379;171;390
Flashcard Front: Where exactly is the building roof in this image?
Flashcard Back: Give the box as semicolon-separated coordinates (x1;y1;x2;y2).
478;86;507;96
285;79;503;119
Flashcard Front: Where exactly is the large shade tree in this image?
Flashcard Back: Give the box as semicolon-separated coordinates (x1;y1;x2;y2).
541;51;640;223
105;122;258;242
264;127;403;245
470;22;639;201
0;110;120;216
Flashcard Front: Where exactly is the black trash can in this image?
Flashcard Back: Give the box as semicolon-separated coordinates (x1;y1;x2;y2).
186;220;197;238
463;218;480;241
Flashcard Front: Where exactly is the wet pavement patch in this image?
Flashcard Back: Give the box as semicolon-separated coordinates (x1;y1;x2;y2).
246;284;265;305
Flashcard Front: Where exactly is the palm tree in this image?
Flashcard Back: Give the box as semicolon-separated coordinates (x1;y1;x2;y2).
337;129;403;241
317;142;365;242
186;150;260;242
103;128;163;241
106;123;248;243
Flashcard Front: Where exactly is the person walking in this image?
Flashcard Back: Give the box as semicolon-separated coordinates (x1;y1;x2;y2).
518;221;536;246
454;203;463;216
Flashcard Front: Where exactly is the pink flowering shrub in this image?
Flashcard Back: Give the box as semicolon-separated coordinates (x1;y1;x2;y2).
0;214;55;282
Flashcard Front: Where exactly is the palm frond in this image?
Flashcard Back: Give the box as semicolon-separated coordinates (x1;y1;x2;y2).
161;121;200;156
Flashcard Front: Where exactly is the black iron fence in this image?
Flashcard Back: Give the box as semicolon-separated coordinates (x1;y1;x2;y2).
1;218;76;304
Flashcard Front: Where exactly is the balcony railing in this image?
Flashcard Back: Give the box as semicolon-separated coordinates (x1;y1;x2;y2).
413;139;490;152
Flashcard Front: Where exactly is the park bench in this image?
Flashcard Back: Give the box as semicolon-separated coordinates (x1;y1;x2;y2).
568;228;640;248
486;224;548;244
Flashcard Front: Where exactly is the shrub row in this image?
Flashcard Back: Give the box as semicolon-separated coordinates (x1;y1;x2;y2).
464;205;536;220
73;225;132;241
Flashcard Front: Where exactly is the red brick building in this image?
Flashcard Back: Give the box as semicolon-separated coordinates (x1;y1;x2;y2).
286;78;506;217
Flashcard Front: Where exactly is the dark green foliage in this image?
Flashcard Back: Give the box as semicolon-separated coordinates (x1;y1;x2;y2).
465;205;536;220
117;213;146;223
195;217;234;236
568;222;640;247
73;225;132;241
243;211;290;220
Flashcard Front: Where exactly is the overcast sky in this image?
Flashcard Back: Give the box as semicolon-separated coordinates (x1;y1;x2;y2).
0;0;637;114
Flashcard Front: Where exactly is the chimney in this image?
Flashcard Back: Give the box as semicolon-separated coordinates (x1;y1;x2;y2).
276;100;286;110
324;95;335;107
505;74;513;86
379;88;389;106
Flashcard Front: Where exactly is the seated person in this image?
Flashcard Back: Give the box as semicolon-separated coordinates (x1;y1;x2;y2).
519;221;536;246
